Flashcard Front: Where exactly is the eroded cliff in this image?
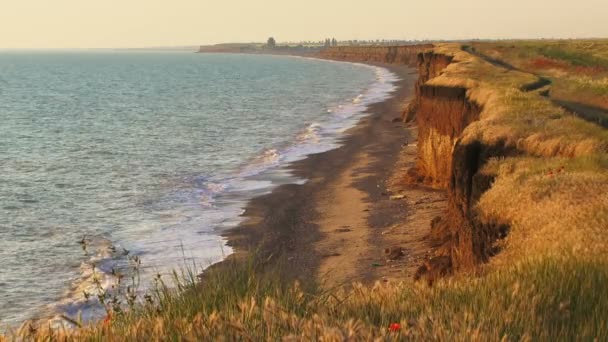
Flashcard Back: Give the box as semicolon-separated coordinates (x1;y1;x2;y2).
321;44;608;273
318;45;431;66
409;45;607;271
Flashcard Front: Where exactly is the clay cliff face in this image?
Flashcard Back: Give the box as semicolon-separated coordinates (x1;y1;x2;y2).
406;46;607;269
318;46;432;66
413;84;481;188
320;45;488;269
322;46;491;268
409;52;489;269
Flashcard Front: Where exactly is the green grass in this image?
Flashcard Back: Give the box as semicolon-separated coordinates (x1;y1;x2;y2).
470;40;608;70
538;46;608;69
471;40;608;108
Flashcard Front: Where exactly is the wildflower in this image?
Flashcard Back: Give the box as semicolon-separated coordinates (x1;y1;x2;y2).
103;312;112;326
389;322;401;332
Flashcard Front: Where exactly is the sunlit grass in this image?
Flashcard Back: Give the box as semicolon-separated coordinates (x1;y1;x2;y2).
471;40;608;109
8;255;608;340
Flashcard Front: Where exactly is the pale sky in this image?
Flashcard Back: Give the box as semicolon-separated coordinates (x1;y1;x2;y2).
0;0;606;48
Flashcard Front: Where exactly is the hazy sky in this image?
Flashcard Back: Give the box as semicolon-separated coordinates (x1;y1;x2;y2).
1;0;606;48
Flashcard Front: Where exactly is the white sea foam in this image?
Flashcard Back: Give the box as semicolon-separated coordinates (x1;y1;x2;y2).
28;56;400;328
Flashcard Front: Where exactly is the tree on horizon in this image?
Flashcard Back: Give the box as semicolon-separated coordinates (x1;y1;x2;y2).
267;37;276;48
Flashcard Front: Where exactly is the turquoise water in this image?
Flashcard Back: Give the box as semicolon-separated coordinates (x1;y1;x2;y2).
0;51;397;325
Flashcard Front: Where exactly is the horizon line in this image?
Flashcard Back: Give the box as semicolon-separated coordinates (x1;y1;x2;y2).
1;36;607;51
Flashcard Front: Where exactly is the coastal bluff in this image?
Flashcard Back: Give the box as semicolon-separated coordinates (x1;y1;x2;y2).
318;45;431;66
319;44;608;273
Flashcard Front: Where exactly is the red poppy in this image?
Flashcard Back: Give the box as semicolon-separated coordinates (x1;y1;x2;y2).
389;322;401;332
103;312;112;325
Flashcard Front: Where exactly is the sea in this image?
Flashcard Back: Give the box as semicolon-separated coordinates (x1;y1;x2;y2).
0;51;398;326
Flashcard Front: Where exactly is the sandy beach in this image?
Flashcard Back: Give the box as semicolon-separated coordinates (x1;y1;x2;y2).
222;63;446;287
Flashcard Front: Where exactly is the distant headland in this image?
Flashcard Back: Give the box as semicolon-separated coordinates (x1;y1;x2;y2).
197;37;432;55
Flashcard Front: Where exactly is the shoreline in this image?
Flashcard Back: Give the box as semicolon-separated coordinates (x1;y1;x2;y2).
6;55;400;329
215;62;440;286
24;57;407;329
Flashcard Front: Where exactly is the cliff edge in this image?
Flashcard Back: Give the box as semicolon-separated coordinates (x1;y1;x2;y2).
322;43;608;274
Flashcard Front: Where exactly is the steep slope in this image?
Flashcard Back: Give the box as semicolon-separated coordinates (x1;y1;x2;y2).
320;44;607;272
409;44;608;270
318;45;431;66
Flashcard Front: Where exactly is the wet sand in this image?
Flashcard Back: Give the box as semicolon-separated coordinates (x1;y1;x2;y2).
221;63;446;287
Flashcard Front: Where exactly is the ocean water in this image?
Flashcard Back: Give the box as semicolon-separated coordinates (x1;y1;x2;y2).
0;51;398;325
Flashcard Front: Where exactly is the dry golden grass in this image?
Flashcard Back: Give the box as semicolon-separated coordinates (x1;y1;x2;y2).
428;43;608;271
431;43;607;157
7;254;608;341
478;155;608;268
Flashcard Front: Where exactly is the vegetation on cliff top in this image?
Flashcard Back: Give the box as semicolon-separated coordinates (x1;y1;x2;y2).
429;43;607;266
470;39;608;123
